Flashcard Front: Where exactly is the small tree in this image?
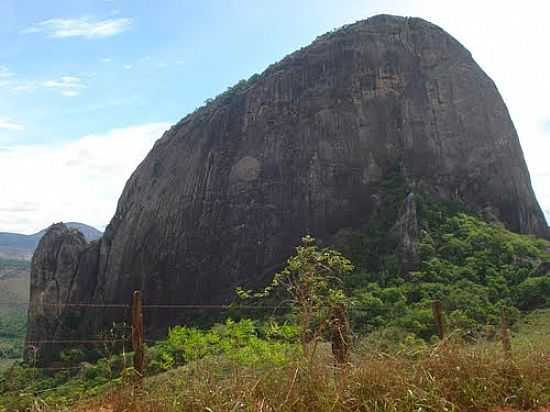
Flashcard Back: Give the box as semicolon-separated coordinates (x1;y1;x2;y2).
237;235;354;360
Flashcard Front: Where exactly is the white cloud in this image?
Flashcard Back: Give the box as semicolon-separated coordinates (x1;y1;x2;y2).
0;123;170;234
60;90;79;97
22;17;132;39
12;82;36;92
0;66;14;79
0;118;24;131
123;64;132;70
42;76;86;97
0;66;15;87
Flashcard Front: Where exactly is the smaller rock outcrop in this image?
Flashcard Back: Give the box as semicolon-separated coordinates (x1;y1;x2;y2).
394;193;419;274
24;223;87;364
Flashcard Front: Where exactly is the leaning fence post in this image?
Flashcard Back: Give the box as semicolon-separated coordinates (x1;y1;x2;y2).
500;308;512;358
432;300;445;340
330;303;351;366
132;290;144;384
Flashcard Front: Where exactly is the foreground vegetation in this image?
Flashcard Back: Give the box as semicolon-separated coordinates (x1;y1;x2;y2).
1;311;548;411
81;322;550;412
0;200;548;411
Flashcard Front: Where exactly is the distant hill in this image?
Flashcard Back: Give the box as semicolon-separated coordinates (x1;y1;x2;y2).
0;222;102;261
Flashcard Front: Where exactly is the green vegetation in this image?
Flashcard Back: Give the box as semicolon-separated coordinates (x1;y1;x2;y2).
88;322;550;412
0;311;26;360
2;311;547;411
0;197;549;410
203;72;261;106
0;258;29;372
237;235;354;355
0;319;300;410
346;205;549;341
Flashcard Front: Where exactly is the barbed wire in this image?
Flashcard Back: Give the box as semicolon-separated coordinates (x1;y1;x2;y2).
0;302;128;308
0;301;287;309
0;301;381;310
25;339;129;345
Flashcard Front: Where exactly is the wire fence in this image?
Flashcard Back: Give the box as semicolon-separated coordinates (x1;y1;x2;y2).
0;294;298;401
0;297;297;363
0;295;519;403
0;301;295;309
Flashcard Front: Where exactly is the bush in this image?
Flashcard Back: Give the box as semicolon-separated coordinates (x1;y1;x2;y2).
150;319;299;372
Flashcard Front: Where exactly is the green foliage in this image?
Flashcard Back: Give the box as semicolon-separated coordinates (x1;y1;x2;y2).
209;72;261;104
0;257;29;364
341;163;409;273
2;196;549;410
59;349;86;364
149;319;299;372
0;318;299;410
237;235;354;350
347;204;550;340
0;308;26;361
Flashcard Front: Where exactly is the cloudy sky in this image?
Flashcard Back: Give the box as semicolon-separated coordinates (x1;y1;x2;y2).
0;0;549;234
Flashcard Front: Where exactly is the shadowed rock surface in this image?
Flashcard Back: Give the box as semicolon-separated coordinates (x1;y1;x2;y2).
24;224;87;362
394;192;419;275
25;14;548;364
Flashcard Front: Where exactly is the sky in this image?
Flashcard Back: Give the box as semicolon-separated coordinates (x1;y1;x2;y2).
0;0;549;234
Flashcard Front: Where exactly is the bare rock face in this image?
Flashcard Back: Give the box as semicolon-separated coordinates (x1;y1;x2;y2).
26;15;548;363
394;193;419;275
24;223;87;363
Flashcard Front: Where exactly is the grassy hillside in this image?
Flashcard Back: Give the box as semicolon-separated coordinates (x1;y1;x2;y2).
82;311;550;412
0;203;548;411
0;257;29;373
0;256;30;301
1;312;548;411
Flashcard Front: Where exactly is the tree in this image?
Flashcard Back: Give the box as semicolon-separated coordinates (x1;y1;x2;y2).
237;235;354;360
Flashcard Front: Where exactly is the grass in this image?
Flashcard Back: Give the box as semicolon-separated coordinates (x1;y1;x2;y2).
0;359;15;374
1;312;548;411
65;312;550;412
71;341;549;411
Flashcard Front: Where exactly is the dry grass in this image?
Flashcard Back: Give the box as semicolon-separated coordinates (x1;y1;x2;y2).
71;338;550;412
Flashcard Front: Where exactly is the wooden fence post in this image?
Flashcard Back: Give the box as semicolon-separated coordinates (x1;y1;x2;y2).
432;300;445;340
330;303;351;366
500;308;512;358
132;290;144;384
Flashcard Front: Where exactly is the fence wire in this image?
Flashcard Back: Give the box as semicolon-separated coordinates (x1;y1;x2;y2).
1;296;525;401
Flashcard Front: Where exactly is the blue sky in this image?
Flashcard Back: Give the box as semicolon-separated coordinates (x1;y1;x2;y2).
1;0;549;233
0;0;384;145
